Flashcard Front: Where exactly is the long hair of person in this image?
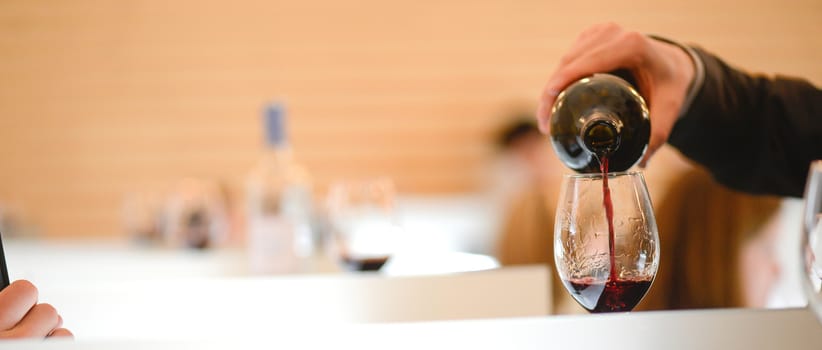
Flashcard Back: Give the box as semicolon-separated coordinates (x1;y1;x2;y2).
638;166;782;310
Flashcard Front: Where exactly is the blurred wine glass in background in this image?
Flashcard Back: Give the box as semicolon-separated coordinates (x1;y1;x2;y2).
326;178;402;272
122;191;165;245
801;160;822;324
162;178;230;250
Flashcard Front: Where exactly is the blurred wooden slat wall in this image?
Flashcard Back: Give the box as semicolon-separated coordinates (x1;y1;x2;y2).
0;0;820;237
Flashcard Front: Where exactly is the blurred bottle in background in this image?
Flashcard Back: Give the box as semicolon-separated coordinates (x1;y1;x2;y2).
245;102;316;274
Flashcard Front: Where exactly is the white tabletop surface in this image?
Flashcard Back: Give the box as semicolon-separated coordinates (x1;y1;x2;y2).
2;307;821;349
4;239;821;349
39;266;551;339
2;238;547;340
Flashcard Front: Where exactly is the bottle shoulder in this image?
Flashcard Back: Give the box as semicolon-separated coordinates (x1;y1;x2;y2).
246;151;312;189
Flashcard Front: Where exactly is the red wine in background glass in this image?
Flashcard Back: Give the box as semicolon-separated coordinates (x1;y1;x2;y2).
341;255;390;272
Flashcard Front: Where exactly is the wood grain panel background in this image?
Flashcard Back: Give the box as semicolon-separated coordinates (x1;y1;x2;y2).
0;0;820;237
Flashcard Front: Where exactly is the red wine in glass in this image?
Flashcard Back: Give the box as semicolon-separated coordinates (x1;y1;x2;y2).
563;277;653;313
341;255;390;272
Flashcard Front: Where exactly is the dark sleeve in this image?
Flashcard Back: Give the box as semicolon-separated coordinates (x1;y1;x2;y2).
667;46;822;198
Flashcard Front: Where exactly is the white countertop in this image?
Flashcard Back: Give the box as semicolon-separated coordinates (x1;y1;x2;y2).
2;239;544;340
3;238;820;349
2;308;821;349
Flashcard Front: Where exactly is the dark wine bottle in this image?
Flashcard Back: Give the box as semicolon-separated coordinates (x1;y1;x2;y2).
549;72;651;173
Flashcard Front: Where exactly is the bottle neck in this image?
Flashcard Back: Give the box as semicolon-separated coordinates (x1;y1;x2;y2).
580;110;622;157
262;142;294;163
262;101;292;160
264;102;289;149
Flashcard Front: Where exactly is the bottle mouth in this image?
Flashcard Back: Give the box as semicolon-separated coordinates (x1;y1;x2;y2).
563;170;644;179
580;111;622;156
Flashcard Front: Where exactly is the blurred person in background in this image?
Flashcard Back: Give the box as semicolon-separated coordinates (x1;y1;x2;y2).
491;117;580;313
486;117;558;205
0;280;72;339
638;166;783;310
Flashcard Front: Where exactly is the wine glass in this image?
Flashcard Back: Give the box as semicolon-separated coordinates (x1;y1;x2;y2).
801;160;822;323
554;171;659;313
161;178;230;250
326;178;402;272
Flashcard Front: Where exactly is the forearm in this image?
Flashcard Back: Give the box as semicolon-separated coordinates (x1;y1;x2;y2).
667;46;822;197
